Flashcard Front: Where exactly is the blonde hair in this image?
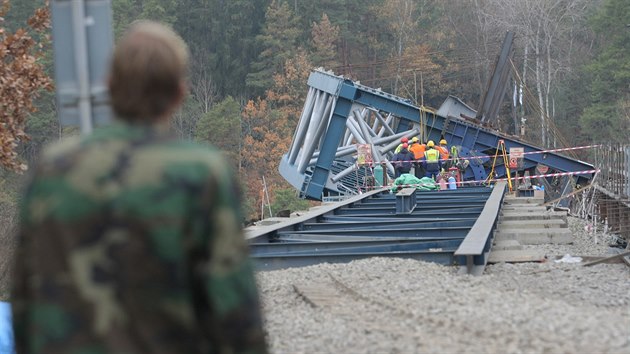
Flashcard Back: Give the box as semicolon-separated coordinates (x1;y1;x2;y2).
108;21;189;122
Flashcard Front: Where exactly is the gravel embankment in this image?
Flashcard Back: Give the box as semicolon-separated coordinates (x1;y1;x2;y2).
256;217;630;353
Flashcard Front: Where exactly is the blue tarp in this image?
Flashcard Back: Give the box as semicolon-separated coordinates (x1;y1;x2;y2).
0;302;14;354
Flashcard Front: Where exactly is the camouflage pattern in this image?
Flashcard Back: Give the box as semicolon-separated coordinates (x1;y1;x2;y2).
11;122;268;354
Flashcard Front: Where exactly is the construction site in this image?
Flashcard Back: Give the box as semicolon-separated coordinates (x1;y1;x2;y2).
0;1;628;353
246;43;630;352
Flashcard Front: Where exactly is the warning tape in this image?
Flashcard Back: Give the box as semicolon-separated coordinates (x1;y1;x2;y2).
358;144;601;167
364;169;600;190
493;169;600;182
521;144;601;156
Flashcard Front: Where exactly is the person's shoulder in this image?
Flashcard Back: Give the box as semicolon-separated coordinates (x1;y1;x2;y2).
155;140;225;164
140;140;232;184
39;135;83;164
39;123;132;162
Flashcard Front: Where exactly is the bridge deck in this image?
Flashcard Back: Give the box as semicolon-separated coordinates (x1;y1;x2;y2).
247;184;505;274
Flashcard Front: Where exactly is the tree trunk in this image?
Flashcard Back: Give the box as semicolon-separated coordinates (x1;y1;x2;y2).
521;43;528;136
535;23;546;147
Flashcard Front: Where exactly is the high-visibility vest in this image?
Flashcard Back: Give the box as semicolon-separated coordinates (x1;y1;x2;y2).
409;143;425;160
436;145;449;160
425;148;440;162
450;146;459;163
450;145;458;159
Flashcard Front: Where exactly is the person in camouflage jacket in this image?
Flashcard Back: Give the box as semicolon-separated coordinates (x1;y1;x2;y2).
11;21;267;354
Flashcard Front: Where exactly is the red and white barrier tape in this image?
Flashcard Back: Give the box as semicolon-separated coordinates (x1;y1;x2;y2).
493;169;600;182
521;144;601;156
363;169;600;190
358;144;601;166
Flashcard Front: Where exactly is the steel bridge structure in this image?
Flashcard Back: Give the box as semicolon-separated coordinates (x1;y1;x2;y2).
280;69;595;201
248;182;507;275
252;70;601;274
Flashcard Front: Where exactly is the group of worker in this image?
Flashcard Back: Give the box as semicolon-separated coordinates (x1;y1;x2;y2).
391;136;453;179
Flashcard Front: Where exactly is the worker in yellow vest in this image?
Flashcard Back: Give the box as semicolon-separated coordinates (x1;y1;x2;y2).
394;137;409;154
423;140;442;180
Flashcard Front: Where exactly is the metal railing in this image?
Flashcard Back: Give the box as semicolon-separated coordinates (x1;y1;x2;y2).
592;144;630;199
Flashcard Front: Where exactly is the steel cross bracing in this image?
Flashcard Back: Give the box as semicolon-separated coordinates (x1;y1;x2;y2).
247;184;504;273
280;69;595;201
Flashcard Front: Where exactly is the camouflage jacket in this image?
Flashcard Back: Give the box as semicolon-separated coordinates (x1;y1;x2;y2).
12;122;268;354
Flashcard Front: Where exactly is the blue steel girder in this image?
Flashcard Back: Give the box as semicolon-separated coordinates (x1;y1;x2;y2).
277;226;470;238
305;83;355;199
425;110;594;184
299;219;476;231
333;209;484;218
256;239;461;256
288;70;594;200
321;216;479;223
336;205;484;215
250;238;461;255
247;186;496;270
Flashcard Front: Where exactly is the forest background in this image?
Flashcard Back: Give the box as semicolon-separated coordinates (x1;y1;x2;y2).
1;0;629;228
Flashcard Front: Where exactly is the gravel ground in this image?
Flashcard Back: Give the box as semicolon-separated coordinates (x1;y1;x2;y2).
256;217;630;354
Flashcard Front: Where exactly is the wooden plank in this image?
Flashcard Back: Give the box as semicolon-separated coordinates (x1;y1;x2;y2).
542;182;595;207
583;250;630;267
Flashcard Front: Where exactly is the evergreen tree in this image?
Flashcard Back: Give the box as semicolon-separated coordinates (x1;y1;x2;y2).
246;0;301;96
112;0;141;37
195;96;241;167
270;188;310;215
579;0;630;143
310;13;340;69
176;0;268;98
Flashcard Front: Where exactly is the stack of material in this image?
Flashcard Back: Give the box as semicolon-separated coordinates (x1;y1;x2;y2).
490;194;570;263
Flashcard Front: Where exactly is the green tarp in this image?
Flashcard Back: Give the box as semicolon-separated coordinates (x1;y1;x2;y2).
390;174;437;192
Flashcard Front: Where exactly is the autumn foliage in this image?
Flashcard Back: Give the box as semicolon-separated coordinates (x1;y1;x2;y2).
0;0;52;172
240;49;313;219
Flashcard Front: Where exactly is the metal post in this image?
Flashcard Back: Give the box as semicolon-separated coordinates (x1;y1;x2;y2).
297;92;325;171
317;97;334;149
345;115;366;144
288;87;316;164
373;111;396;136
72;0;93;134
331;164;359;183
298;100;332;174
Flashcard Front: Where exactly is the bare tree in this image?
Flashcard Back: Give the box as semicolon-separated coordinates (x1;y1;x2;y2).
171;58;219;140
478;0;593;147
381;0;417;95
190;58;219;115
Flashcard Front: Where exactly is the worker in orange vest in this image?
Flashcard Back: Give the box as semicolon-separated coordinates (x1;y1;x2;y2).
409;137;426;178
409;137;426;159
436;139;450;168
